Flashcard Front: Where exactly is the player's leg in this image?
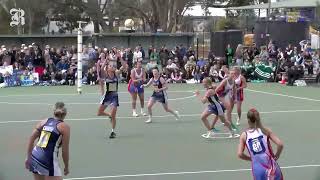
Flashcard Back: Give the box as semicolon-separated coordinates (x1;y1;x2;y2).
33;174;45;180
109;105;117;138
146;98;156;123
236;101;242;125
201;108;214;138
97;104;110;117
138;92;147;116
45;176;62;180
161;103;180;120
130;92;138;117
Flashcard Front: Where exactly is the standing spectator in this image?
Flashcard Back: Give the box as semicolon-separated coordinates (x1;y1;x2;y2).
225;44;234;67
149;48;159;64
235;44;244;66
159;46;169;68
133;46;142;63
186;47;195;59
82;47;90;75
139;44;145;60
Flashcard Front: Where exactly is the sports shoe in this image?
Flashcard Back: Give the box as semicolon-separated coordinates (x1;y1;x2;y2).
204;131;214;139
174;111;180;120
231;122;238;131
109;132;116;139
141;110;147;116
132;111;139;117
228;129;236;138
236;118;240;126
211;127;220;133
145;118;152;123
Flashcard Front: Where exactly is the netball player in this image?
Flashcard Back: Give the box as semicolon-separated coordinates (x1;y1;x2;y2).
25;102;70;180
97;64;123;138
143;68;179;123
238;108;284;180
128;61;147;117
195;77;235;138
234;67;247;125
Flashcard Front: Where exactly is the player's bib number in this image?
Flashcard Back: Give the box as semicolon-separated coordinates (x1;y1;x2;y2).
108;83;117;91
248;136;266;155
37;131;51;148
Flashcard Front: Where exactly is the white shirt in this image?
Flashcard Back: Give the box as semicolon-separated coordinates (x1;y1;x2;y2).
133;51;142;62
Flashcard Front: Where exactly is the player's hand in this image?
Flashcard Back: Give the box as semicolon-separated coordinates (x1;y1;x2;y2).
64;166;70;176
194;90;200;96
24;158;30;169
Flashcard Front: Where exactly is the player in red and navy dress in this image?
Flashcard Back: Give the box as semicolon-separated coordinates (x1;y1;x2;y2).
128;61;147;117
234;67;247;125
238;108;284;180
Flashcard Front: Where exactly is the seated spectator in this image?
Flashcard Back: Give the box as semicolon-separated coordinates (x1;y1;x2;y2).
209;65;219;83
184;56;196;70
192;65;201;83
219;65;228;81
169;69;184;83
56;57;69;71
40;69;51;84
201;64;210;81
166;59;178;75
185;66;193;80
66;69;75;86
52;71;65;85
196;58;207;68
87;68;97;85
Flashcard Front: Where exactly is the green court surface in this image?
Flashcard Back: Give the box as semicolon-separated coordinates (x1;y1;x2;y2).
0;83;320;180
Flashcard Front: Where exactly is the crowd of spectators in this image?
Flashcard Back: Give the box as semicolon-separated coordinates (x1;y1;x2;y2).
1;40;319;88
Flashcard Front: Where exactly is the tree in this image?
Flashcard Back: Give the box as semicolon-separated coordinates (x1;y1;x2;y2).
117;0;195;33
51;0;88;34
0;0;51;34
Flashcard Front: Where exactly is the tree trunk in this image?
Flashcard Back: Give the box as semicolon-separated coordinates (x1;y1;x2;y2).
28;8;32;34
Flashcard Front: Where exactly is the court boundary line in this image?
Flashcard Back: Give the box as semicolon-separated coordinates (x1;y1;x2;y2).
246;89;320;102
1;109;319;124
0;95;196;105
64;164;320;180
0;90;195;98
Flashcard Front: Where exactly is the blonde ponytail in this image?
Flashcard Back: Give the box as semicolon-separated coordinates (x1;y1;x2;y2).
53;102;67;120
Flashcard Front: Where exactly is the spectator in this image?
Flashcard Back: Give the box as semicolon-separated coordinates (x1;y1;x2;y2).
159;46;169;68
87;67;97;85
146;59;158;79
192;65;201;83
186;47;195;59
225;44;234;67
150;48;159;63
133;46;142;63
196;58;207;68
66;69;75;86
40;69;51;84
209;65;219;83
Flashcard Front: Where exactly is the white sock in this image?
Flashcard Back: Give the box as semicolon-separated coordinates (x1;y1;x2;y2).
141;108;144;113
133;109;137;113
111;129;114;132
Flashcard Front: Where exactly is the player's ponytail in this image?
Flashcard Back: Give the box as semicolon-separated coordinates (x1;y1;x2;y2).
247;108;268;135
54;102;67;120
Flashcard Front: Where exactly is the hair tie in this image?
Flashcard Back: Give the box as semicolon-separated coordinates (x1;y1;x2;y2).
249;108;257;112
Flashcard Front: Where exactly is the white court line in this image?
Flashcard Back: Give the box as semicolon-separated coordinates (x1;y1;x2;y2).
246;89;320;102
64;164;320;180
0;90;194;98
1;109;320;124
0;95;196;105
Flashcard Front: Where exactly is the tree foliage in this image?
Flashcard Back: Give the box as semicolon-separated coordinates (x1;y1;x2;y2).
0;0;265;34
